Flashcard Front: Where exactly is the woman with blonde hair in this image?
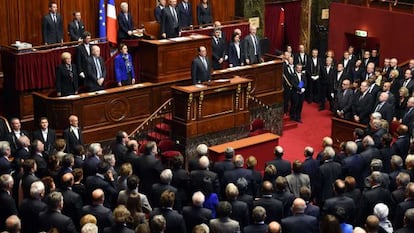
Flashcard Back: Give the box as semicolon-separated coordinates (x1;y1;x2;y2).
55;52;79;96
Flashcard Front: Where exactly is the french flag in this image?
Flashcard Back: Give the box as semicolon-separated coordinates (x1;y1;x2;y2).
107;0;117;44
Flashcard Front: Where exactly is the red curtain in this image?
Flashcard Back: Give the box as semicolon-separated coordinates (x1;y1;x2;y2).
265;1;301;54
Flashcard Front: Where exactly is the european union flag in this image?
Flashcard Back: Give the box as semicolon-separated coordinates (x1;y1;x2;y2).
98;0;106;41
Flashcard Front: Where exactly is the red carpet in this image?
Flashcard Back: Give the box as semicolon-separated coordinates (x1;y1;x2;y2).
278;102;332;162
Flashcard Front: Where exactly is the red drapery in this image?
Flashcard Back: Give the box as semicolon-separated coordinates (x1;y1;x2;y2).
1;42;110;91
265;1;301;54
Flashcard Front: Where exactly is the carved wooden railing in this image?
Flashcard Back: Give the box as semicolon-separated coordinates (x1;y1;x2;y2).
128;98;173;143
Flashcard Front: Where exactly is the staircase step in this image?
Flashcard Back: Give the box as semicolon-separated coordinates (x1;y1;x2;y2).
283;114;291;121
155;123;171;135
283;121;298;130
147;131;170;142
163;113;173;124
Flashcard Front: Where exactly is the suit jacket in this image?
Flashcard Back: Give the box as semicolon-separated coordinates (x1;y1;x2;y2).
392;135;410;161
333;71;347;93
68;20;85;41
243;34;262;64
57;186;83;228
81;204;113;230
82;155;100;178
373;101;394;123
336;89;354;119
177;2;192;27
86;56;106;91
112;143;128;166
229;200;249;228
150;183;178;208
150;208;187;233
243;223;268;233
358;186;393;226
209;217;240;233
227;42;243;67
222;168;253;189
393;199;414;229
154;5;164;22
133;154;164;196
322;195;356;222
85;175;118;209
294;52;309;68
0;189;18;231
76;43;92;75
32;128;56;156
42;13;63;44
160;6;179;38
104;224;134;233
38;209;77;233
182;205;212;233
196;4;212;25
341;58;355;75
8;130;30;153
117;12;134;41
317;160;342;203
351;67;363;81
320;65;336;90
402;107;414;131
285;173;310;197
191;56;211;84
266;158;291;177
19;198;48;233
281;213;318;233
31;153;48;178
400;78;414;96
63;127;83;154
253;196;284;224
0;156;12;175
352;91;375;124
55;63;79;96
211;36;226;70
114;53;135;83
190;169;220;194
308;57;321;77
342;154;365;189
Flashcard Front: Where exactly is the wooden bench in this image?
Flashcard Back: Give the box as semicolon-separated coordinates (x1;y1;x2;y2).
209;133;280;171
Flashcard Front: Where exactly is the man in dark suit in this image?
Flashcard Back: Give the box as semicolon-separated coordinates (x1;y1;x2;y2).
154;0;166;22
38;192;77;233
243;206;268;233
42;2;63;45
352;80;375;124
307;49;322;103
289;64;307;122
81;189;114;231
333;63;347;96
212;147;235;183
322;179;356;223
149;190;187;233
160;0;180;39
243;25;263;65
0;142;12;176
209;201;240;233
76;31;92;82
211;29;227;70
32;117;56;156
8;118;30;154
68;11;85;41
63;115;83;154
281;198;318;233
177;0;192;28
294;44;309;68
401;69;414;96
266;146;291;178
0;174;18;232
392;125;410;162
319;57;336;111
360;136;380;178
86;45;106;92
133;141;164;196
189;156;220;195
341;51;354;76
335;79;354;120
395;208;414;233
57;173;82;230
30;139;48;179
222;155;252;192
317;146;342;205
394;182;414;230
117;2;135;42
225;183;249;228
191;46;211;84
253;181;284;224
150;169;178;209
342;141;365;189
182;191;212;233
19;181;47;233
83;143;102;178
302;147;319;199
111;131;129;168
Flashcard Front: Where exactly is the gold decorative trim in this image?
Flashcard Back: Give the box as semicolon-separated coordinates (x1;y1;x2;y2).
187;93;193;120
198;91;204;117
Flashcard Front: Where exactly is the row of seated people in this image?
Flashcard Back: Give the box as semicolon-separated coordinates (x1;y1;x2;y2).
2;113;414;233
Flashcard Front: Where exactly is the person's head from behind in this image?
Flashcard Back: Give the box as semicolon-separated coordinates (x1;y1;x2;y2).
216;201;232;218
81;223;98;233
150;215;166;233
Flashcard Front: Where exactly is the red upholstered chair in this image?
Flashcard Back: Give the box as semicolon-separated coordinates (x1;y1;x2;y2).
248;118;270;137
158;139;180;168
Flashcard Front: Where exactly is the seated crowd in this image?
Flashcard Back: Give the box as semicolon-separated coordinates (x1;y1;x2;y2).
2;110;414;233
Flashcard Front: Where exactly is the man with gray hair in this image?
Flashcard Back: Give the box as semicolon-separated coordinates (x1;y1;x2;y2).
213;147;235;183
182;191;212;232
0;141;12;175
81;223;98;233
39;191;77;233
222;154;253;195
342;141;365;189
243;206;267;233
363;159;390;189
393;182;414;229
150;169;179;209
4;215;21;233
150;214;167;233
360;135;380;178
190;156;220;194
316;137;334;161
19;181;47;233
83;142;102;177
302;146;319;198
266;145;291;177
393;172;411;204
317;146;342;204
225;183;249;228
188;143;208;172
281;198;318;233
0;174;17;231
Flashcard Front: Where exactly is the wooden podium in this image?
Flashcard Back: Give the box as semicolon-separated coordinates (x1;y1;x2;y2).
331;117;365;148
139;35;211;83
171;76;252;141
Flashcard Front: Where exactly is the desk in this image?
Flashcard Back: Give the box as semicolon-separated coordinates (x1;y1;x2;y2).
331;117;365;149
209;133;280;171
139;35;211;82
181;21;250;42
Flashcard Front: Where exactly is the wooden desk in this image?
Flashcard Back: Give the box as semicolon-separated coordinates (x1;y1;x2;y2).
139;35;212;83
171;76;252;141
180;21;250;43
209;133;280;171
331;117;365;148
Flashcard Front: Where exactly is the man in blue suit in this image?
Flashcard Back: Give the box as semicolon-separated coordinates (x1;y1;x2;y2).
281;198;318;233
177;0;192;27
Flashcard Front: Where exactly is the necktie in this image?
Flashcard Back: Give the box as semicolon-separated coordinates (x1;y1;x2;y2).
202;57;207;70
375;103;383;112
184;3;188;11
404;79;409;87
53;14;56;23
95;57;102;79
172;7;178;23
252;35;258;55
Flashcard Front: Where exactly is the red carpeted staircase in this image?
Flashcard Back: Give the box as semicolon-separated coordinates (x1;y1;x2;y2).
146;113;173;142
282;115;298;131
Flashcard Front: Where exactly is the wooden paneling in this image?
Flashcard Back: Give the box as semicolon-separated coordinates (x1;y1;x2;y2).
0;0;234;46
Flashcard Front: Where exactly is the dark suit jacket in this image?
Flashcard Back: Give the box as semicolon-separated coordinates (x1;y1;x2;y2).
392;135;410;161
63;127;83;154
182;205;212;233
308;57;321;77
42;13;63;44
342;154;365;189
351;67;363;82
211;36;226;70
320;65;336;90
133;154;164;196
32;128;56;156
243;34;262;64
8;130;30;153
19;198;48;233
112;143;128;166
191;56;211;84
190;169;220;194
358;186;393;226
0;190;18;231
401;78;414;96
38;209;77;233
55;63;79;96
58;186;83;228
281;214;318;233
402;107;414;132
31;153;48;178
86;56;106;91
68;20;85;41
352;91;375;124
393;199;414;230
294;53;309;68
85;175;118;209
227;42;243;67
196;4;212;25
0;156;12;175
104;224;134;233
76;43;91;75
322;195;356;222
243;223;268;233
177;2;192;27
317;160;342;203
336;89;354;119
81;204;113;230
229;200;249;228
150;183;178;208
266;158;291;177
154;5;163;22
360;146;380;177
82;155;100;178
373;101;394;123
150;208;187;233
253;196;284;224
117;12;134;41
160;7;179;38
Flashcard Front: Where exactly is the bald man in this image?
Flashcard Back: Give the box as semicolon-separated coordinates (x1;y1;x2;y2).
191;46;211;84
243;26;263;64
81;189;114;230
253;181;283;224
63;115;83;154
5;215;21;233
281;198;318;233
268;221;281;233
58;173;83;228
